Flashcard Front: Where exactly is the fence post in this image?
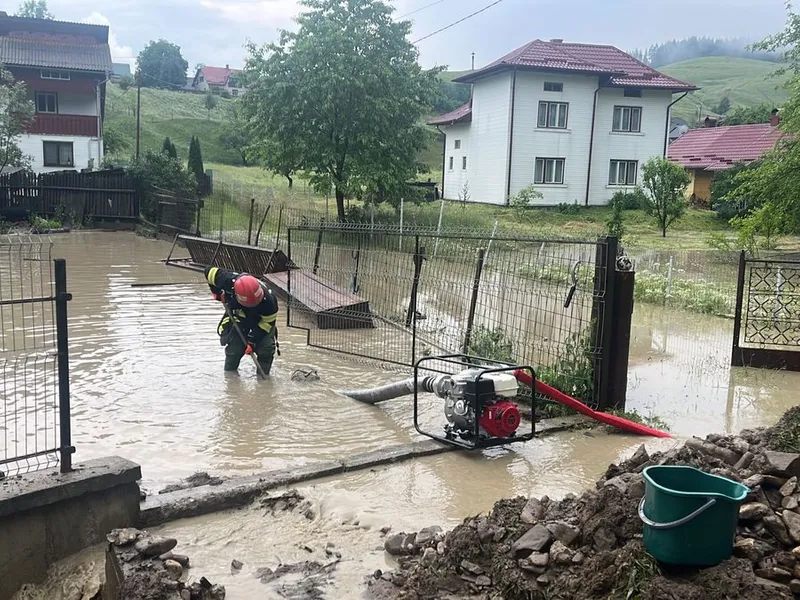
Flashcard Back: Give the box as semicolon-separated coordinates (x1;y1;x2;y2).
462;248;486;355
731;250;747;366
607;264;635;411
399;197;404;252
666;255;674;299
313;227;324;275
247;198;256;246
484;220;499;266
405;237;425;330
433;199;445;258
217;192;224;241
591;236;618;411
54;259;74;473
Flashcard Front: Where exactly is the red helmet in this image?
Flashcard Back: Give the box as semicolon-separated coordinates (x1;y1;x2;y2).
233;275;264;307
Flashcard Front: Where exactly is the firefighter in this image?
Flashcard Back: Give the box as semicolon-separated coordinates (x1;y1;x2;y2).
204;266;279;374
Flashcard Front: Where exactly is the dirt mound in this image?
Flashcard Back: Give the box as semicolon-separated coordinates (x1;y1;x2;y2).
367;413;800;599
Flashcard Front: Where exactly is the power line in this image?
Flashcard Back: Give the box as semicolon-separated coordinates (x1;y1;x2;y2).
397;0;448;19
412;0;507;44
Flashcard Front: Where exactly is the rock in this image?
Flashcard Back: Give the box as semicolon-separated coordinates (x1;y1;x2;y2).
416;525;443;547
592;527;617;552
460;560;484;575
106;528;140;546
765;475;791;488
547;521;581;547
783;477;799;497
475;575;491;587
231;559;243;572
765;452;800;478
511;524;552;557
740;502;772;521
686;438;741;465
745;474;766;488
735;451;756;471
160;552;190;568
518;559;546;575
604;475;629;494
164;559;183;581
180;590;191;600
134;536;178;558
791;580;800;595
421;547;437;565
784;510;800;544
528;552;549;567
437;542;445;555
549;541;574;565
536;574;551;586
793;546;800;559
572;552;585;564
493;527;506;542
627;475;646;500
734;537;772;563
209;584;226;600
784;496;800;511
755;566;793;583
765;515;795;547
628;444;650;469
384;533;417;556
520;498;545;524
731;437;751;455
476;519;495;543
766;488;786;510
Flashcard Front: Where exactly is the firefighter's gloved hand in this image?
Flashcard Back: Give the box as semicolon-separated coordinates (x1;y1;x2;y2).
245;343;255;355
212;291;225;302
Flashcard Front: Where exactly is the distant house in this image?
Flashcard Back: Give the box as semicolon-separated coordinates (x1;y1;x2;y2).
428;38;697;206
669;117;689;143
667;121;784;203
191;65;245;96
111;62;131;81
0;12;112;173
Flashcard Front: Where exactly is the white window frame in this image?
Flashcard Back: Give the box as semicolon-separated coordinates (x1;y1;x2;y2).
43;141;74;168
537;101;569;129
609;160;638;186
534;158;565;185
543;81;563;93
40;69;70;81
454;139;461;149
448;156;454;171
613;106;642;133
35;91;58;114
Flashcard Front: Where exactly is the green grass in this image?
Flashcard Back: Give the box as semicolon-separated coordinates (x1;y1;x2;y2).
661;57;790;123
104;82;240;165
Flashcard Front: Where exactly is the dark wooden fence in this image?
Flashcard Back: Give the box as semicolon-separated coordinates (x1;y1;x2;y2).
0;169;138;224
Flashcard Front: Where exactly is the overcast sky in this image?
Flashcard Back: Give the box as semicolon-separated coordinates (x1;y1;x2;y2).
22;0;790;72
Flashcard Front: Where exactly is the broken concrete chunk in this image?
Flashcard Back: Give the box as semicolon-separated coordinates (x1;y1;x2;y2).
685;438;742;465
547;521;581;547
765;452;800;478
734;451;755;471
520;497;545;524
511;524;553;557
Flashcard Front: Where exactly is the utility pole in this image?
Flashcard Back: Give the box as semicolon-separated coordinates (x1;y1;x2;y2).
135;79;141;160
471;52;475;71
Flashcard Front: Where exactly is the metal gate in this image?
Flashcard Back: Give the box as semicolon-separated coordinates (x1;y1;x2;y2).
284;223;629;410
732;250;800;370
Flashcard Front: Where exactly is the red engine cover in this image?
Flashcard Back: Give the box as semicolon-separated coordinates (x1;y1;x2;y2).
478;400;521;438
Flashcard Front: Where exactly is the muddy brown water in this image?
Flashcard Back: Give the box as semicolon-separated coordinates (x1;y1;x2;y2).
9;232;800;598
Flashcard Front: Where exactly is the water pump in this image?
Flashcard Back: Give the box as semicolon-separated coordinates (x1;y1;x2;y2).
413;354;536;450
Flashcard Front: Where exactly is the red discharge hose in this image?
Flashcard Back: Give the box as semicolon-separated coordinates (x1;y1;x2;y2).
514;370;671;438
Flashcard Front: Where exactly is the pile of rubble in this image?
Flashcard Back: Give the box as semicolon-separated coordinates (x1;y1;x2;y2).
368;408;800;599
105;528;225;600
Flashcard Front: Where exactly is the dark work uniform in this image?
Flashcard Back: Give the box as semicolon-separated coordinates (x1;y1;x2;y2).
204;267;279;374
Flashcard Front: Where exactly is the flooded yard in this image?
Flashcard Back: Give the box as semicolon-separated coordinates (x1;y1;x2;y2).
9;231;800;598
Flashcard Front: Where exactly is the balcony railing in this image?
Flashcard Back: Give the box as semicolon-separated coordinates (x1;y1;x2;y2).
27;114;98;137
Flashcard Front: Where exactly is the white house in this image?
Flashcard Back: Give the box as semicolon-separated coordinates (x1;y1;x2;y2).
429;39;697;206
191;65;246;97
0;13;112;173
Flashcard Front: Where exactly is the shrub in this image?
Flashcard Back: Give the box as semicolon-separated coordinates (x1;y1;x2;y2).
556;202;581;215
610;188;648;210
129;150;197;222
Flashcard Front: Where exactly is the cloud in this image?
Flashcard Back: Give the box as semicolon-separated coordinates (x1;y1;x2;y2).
198;0;300;24
82;11;137;67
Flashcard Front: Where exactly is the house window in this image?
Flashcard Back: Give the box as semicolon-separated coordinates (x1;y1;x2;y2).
537;101;568;129
534;158;565;184
40;69;70;80
609;160;638;186
623;88;642;98
231;89;239;97
543;81;563;92
36;92;58;114
613;106;642;132
43;142;74;168
462;156;467;170
448;156;454;171
454;139;461;149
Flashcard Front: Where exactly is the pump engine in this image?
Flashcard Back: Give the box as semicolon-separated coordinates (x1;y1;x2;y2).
414;356;535;450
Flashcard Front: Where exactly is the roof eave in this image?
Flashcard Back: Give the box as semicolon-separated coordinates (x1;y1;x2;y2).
455;63;626;84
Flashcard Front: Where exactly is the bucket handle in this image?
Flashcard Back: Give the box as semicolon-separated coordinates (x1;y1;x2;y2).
638;497;717;530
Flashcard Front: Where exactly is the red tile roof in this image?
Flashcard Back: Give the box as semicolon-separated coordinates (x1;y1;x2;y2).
428;100;472;126
455;39;697;91
668;124;786;171
200;66;240;86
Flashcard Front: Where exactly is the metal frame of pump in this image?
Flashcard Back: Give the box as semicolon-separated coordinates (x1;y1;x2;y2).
413;354;536;450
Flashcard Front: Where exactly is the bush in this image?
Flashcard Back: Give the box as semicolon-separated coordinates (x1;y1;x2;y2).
634;272;730;315
606;195;625;239
556;202;581;215
129;150;197;222
509;185;543;218
610;188;647;210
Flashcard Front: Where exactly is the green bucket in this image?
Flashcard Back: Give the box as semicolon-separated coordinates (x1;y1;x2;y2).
639;465;749;566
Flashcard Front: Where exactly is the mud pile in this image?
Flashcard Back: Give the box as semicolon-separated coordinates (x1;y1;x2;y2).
369;408;800;600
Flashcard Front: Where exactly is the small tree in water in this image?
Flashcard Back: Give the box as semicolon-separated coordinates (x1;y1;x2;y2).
641;157;690;237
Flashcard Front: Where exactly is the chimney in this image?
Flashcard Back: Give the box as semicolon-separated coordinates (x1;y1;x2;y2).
770;108;781;127
550;38;563;43
225;64;229;70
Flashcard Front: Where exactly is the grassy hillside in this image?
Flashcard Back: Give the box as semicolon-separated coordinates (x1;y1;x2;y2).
660;57;790;123
104;82;241;164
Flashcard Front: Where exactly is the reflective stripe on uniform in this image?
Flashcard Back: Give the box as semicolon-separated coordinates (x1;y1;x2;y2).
258;312;278;333
206;267;219;285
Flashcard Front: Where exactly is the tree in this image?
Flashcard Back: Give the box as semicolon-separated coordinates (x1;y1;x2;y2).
723;103;774;125
641;157;690;237
241;0;438;220
713;96;731;115
204;92;217;120
187;136;205;184
117;74;135;92
103;123;128;156
0;66;35;172
606;195;626;239
219;106;252;166
136;40;189;89
16;0;53;19
162;137;177;159
130;150;197;222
